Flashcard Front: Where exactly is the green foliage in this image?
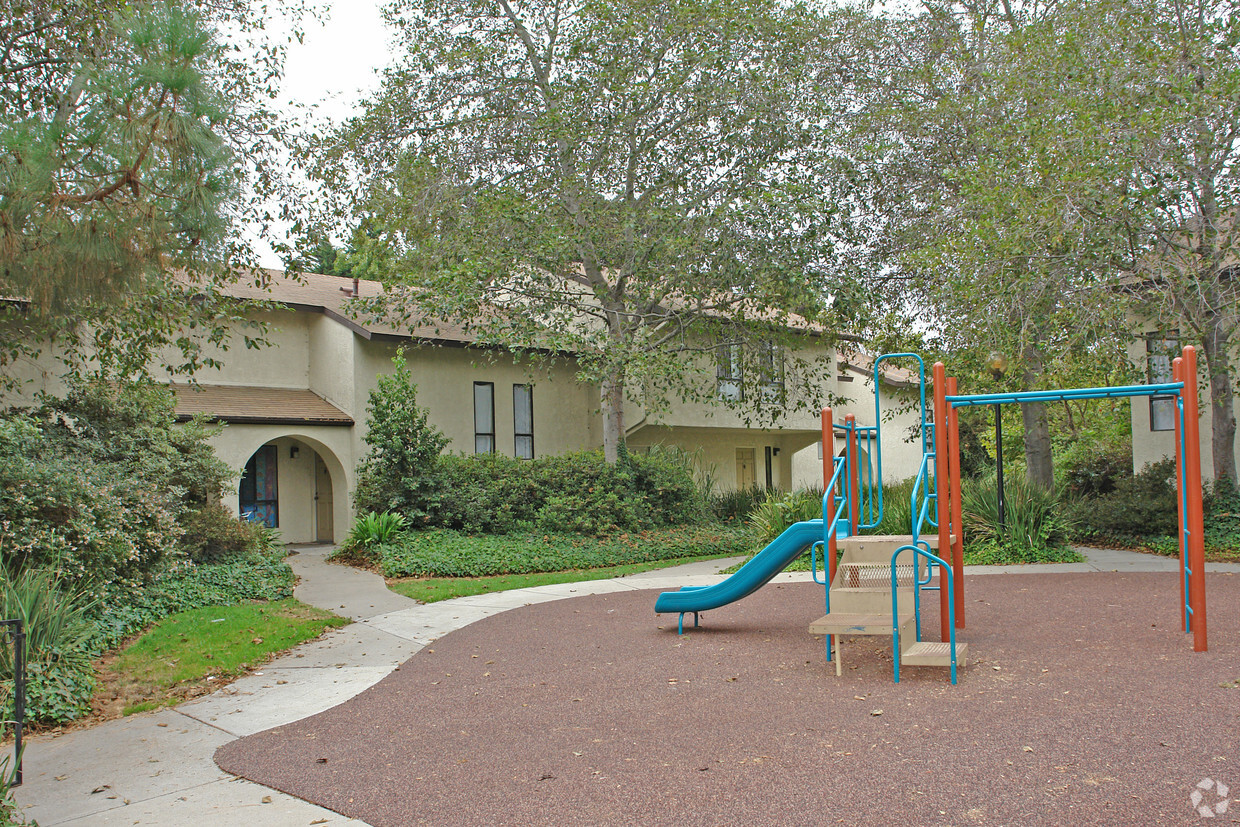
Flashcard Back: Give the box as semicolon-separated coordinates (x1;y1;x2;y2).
1204;478;1240;552
868;477;918;536
179;503;272;564
962;539;1084;566
353;352;450;520
748;487;824;545
425;448;705;536
377;525;754;579
962;473;1072;554
324;0;849;459
1068;458;1178;543
0;0;303;397
0;567;99;726
708;484;767;523
0;381;240;586
1057;434;1133;498
341;511;408;557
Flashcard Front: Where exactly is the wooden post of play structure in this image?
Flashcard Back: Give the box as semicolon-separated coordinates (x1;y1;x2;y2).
1181;346;1208;652
933;363;951;642
947;375;964;629
845;414;860;536
822;407;838;585
1173;357;1187;632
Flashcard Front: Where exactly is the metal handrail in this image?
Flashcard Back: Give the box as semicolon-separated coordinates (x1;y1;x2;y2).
869;353;929;529
891;545;959;685
814;457;851;591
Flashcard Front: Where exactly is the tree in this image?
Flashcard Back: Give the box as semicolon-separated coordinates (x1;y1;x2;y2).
321;0;849;461
1109;0;1240;486
0;0;305;397
839;0;1164;489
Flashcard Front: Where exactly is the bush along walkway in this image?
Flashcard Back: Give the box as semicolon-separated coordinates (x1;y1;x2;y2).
14;546;1240;826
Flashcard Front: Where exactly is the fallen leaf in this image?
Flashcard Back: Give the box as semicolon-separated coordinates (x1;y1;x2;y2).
261;795;272;804
870;709;883;716
91;785;110;794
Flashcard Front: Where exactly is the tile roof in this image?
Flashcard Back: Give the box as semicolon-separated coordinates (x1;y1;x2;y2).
170;383;353;425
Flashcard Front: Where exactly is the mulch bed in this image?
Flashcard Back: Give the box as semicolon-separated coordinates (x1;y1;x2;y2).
216;572;1240;826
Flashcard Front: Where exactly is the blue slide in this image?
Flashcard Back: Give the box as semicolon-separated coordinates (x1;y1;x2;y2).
654;520;826;630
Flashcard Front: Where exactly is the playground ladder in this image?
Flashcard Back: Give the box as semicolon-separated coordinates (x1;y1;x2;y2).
808;533;966;680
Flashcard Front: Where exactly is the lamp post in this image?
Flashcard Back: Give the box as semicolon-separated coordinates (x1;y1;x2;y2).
987;351;1008;530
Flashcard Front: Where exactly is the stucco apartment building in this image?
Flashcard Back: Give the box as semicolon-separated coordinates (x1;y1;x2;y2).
12;271;923;544
1130;326;1240;480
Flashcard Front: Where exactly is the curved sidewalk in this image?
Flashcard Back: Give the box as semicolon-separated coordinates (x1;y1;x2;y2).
13;546;1238;825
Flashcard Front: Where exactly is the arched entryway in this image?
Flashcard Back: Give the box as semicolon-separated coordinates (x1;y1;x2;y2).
238;435;349;544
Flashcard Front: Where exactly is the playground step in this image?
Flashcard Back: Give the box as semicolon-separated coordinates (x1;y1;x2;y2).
900;640;969;667
809;612;914;637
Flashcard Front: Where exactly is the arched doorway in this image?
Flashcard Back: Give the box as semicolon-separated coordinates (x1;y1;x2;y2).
237;435;349;544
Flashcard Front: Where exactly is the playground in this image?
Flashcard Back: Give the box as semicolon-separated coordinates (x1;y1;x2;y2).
215;566;1240;825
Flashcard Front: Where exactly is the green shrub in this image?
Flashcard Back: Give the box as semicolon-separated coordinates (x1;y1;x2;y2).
179;503;270;564
353;352;451;521
0;567;98;726
340;511;409;558
1069;458;1178;542
426;448;704;536
0;380;237;588
962;472;1071;551
1204;477;1240;552
377;525;754;578
748;487;824;545
1058;436;1133;497
867;477;918;535
708;484;766;522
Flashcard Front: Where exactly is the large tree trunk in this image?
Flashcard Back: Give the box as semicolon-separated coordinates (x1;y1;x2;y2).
1201;323;1238;485
600;368;625;464
1020;345;1054;490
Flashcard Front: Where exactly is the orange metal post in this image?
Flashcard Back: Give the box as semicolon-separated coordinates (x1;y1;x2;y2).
1181;346;1208;651
933;363;951;642
1173;357;1186;631
845;414;860;536
947;376;964;629
822;408;837;584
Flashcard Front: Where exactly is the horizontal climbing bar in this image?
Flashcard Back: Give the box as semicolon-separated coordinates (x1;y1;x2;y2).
947;382;1184;408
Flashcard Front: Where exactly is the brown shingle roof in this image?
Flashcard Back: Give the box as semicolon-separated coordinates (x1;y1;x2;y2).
219;269;478;344
170;383;353;425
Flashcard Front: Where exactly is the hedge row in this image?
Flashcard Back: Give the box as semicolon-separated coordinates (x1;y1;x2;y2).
378;524;754;578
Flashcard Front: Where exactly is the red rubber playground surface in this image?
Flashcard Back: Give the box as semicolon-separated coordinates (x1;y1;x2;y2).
216;571;1239;826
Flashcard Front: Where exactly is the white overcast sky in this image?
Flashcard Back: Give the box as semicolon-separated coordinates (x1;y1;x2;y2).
253;0;395;267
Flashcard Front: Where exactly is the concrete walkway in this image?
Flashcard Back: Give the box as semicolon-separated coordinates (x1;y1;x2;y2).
12;545;1239;826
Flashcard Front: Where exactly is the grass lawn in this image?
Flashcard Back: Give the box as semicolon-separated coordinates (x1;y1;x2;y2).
99;599;348;717
386;552;743;603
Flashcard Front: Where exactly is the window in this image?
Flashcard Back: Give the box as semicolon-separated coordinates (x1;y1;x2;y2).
240;444;279;528
513;384;534;459
1147;333;1179;432
474;382;495;453
717;342;742;401
759;342;784;401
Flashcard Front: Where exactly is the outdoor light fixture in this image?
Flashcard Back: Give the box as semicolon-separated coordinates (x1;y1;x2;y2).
290;446;300;459
987;352;1007;529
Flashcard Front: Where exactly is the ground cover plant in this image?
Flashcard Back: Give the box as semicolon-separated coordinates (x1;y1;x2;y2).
101;599;346;717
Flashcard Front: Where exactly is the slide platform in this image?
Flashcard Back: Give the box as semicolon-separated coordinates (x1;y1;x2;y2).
654;520;826;618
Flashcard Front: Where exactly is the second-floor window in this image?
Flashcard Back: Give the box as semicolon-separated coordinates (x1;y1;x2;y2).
759;342;784;401
1147;333;1178;432
474;382;495;453
717;342;742;401
513;384;534;459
